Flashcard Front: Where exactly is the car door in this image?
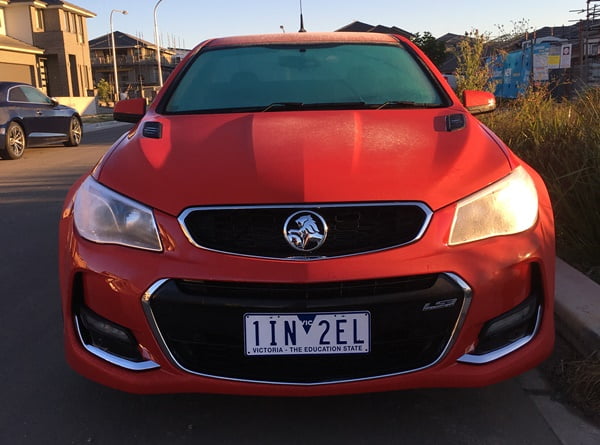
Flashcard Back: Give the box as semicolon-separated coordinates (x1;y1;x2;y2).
19;86;67;139
6;86;39;139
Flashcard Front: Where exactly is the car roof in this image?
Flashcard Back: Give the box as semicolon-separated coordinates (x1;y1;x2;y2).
202;32;404;49
0;81;31;88
0;81;33;94
0;82;32;101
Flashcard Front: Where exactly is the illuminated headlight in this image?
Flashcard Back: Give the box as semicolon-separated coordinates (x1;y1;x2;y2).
449;166;538;246
73;177;162;251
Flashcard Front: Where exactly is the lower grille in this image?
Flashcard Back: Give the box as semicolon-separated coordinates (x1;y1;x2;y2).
143;274;470;384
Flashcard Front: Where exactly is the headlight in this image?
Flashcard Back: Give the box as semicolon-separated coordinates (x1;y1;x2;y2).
449;166;538;246
73;177;162;251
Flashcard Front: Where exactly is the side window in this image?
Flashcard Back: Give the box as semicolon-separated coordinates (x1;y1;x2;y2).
8;87;28;102
21;86;53;105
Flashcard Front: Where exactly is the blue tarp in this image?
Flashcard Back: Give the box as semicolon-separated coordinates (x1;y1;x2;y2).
488;42;566;99
488;47;532;99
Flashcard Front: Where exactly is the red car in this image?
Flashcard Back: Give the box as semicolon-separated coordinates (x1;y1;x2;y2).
59;32;555;396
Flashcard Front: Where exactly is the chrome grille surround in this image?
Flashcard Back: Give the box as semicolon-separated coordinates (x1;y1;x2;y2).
178;202;433;260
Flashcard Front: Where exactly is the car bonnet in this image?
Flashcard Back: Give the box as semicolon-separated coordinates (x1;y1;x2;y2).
95;108;511;216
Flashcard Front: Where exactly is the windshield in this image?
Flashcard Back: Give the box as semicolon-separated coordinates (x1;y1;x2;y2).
164;43;447;113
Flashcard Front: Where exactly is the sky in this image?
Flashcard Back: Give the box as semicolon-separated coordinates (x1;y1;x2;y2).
74;0;585;49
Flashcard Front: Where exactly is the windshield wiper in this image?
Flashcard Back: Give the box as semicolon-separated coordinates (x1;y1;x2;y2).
262;102;304;112
375;101;439;110
302;101;368;110
262;101;369;112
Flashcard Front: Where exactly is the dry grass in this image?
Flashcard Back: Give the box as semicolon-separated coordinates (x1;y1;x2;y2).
544;347;600;425
560;353;600;419
480;87;600;283
482;87;600;424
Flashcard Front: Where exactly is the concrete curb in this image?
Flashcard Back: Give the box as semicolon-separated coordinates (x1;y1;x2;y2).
555;258;600;357
83;120;132;134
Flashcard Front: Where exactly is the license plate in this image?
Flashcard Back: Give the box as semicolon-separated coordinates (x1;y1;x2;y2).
244;311;370;356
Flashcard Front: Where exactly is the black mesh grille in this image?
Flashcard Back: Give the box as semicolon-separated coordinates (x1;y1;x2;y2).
180;204;430;258
147;274;466;384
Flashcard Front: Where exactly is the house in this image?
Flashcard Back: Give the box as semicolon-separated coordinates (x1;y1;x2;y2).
89;31;178;102
486;19;599;98
436;15;600;99
0;0;45;85
436;33;467;74
336;21;414;40
0;0;95;98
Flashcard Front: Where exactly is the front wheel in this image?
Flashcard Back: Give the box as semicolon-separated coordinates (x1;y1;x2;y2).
64;116;82;147
1;121;26;160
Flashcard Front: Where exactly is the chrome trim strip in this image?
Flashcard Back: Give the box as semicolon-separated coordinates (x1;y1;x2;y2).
177;202;433;261
29;132;67;138
74;316;160;371
142;273;472;386
141;279;176;367
457;306;542;365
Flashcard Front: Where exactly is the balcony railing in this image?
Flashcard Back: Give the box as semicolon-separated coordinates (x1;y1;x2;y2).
91;55;176;66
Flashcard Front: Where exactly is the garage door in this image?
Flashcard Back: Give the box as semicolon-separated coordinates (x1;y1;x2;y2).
0;62;34;84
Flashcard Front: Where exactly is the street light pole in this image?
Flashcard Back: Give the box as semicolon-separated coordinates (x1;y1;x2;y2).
110;9;128;102
153;0;164;88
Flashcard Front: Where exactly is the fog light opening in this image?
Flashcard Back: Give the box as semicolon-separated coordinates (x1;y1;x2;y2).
473;294;539;356
77;305;145;363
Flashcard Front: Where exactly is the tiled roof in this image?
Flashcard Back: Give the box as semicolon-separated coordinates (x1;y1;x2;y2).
335;21;414;39
28;0;96;17
89;31;155;50
0;34;44;54
89;31;175;54
335;21;374;33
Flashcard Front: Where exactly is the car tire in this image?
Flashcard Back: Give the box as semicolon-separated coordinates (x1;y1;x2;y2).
64;116;82;147
1;121;26;160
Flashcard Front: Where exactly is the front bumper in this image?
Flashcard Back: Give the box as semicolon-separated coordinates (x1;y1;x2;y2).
59;194;555;395
0;123;7;150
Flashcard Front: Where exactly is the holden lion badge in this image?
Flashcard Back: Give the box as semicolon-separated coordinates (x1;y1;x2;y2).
284;211;328;252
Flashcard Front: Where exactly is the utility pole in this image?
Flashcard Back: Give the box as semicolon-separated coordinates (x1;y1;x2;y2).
110;9;128;102
154;0;164;88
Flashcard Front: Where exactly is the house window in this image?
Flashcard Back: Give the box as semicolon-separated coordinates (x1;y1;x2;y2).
35;9;45;31
65;11;71;32
77;15;84;43
80;66;86;90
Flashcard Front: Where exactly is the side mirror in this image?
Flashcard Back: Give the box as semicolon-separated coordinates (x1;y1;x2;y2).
114;98;146;123
463;90;496;115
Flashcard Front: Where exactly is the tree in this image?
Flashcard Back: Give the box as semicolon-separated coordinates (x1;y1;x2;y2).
411;32;447;68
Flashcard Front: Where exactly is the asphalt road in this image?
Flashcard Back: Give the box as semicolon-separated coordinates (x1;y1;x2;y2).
0;125;568;444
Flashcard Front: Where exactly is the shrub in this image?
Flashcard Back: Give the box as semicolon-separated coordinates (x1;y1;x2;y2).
455;30;497;97
96;78;112;104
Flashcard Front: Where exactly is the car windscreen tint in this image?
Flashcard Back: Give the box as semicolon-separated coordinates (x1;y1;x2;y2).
165;43;446;113
8;87;28;102
8;86;53;104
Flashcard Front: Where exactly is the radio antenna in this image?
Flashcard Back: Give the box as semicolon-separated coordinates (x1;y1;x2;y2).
299;0;306;32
